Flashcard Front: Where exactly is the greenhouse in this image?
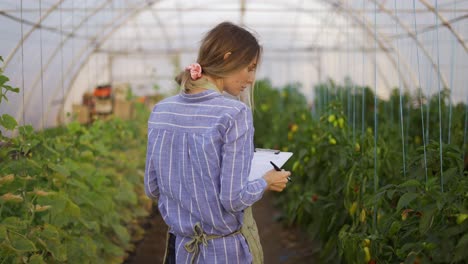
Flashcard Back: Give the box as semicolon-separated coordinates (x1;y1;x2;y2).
0;0;467;263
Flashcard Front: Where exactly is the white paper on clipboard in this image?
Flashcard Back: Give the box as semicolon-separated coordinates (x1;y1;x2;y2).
248;148;293;181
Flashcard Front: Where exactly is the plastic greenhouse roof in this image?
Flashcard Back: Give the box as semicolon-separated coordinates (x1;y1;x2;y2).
0;0;467;129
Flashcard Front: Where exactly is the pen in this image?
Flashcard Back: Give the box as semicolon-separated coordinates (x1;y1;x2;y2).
270;161;291;182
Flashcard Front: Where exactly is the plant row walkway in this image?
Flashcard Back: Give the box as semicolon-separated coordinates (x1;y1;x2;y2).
125;192;315;264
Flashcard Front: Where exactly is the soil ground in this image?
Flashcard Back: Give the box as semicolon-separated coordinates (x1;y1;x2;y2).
124;192;315;264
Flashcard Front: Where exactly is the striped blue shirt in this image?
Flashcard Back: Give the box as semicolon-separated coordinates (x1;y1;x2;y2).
144;89;267;263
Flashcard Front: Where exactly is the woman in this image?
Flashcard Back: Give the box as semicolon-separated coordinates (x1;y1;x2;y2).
144;21;291;264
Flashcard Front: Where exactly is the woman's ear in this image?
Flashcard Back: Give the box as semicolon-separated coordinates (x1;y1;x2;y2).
223;52;232;60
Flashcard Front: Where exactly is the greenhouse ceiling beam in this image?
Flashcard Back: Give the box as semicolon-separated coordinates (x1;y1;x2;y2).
18;0;115;123
4;7;466;13
96;46;394;55
2;0;66;69
100;51;322;61
2;7;463;35
390;14;468;39
369;0;449;90
418;0;468;53
64;23;442;29
324;0;416;91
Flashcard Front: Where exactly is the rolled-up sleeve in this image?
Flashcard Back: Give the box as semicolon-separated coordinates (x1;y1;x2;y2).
219;106;267;213
144;128;160;200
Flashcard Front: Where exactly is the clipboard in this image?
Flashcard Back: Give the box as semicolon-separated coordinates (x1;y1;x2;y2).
248;148;293;181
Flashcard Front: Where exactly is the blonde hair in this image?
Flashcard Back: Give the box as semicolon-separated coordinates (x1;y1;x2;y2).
175;21;262;109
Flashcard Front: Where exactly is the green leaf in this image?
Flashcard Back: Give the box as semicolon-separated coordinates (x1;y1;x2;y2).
388;221;401;236
0;114;18;130
0;75;9;85
2;217;28;231
454;233;468;261
66;235;97;261
456;232;468;251
9;87;20;93
100;236;124;256
398;179;421;188
40;224;60;240
32;225;67;261
111;224;130;244
48;163;70;177
386;189;396;199
19;125;34;137
66;178;90;191
45;240;67;261
28;254;47;264
0;225;7;241
419;208;436;235
8;231;37;252
65;200;80;217
397;193;419;211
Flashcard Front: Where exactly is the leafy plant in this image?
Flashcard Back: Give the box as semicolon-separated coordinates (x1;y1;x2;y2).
253;78;468;263
0;59;153;263
0;56;20;104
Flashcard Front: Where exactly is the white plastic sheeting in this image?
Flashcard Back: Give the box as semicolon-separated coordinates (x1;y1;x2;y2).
0;0;467;129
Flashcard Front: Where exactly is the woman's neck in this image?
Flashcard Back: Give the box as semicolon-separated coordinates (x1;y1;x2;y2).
204;76;223;92
186;76;223;94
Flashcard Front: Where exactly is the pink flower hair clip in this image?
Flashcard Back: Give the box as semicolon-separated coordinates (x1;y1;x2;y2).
185;63;202;80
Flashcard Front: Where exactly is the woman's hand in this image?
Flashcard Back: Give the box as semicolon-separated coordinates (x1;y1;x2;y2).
262;169;291;192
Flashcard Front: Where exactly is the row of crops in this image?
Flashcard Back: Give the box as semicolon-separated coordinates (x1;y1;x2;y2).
253;79;468;263
2;50;467;263
1;58;152;263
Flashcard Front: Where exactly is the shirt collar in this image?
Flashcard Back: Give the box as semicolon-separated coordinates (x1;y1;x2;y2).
178;89;223;103
178;81;224;102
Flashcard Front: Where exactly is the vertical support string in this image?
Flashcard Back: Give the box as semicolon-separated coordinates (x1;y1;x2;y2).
21;0;25;126
86;0;91;93
463;98;468;163
413;0;428;185
346;0;351;129
361;0;366;136
20;0;26;178
394;0;406;178
435;0;444;192
425;34;434;144
59;0;65;124
71;0;75;92
447;1;456;144
373;0;379;232
95;3;99;92
39;0;45;130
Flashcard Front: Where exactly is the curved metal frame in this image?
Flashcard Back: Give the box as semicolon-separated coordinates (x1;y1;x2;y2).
323;0;416;90
62;0;408;117
419;0;467;53
369;0;449;89
3;0;66;68
15;0;117;122
304;1;394;90
2;0;465;126
42;1;161;125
